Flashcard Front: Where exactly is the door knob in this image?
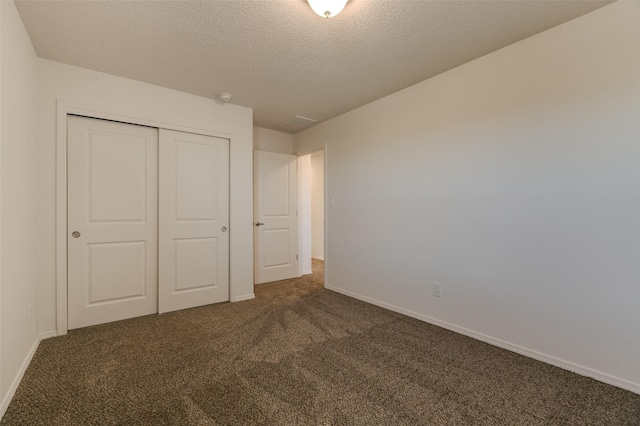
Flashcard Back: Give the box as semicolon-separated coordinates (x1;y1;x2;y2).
221;226;227;232
255;222;265;226
72;231;81;238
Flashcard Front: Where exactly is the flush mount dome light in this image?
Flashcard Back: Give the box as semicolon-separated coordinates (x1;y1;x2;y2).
308;0;348;18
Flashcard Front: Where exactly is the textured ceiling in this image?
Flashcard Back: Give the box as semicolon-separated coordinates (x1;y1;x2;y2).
16;0;612;133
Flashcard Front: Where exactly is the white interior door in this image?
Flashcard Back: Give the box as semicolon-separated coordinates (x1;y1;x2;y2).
254;151;298;284
158;129;230;313
68;116;158;329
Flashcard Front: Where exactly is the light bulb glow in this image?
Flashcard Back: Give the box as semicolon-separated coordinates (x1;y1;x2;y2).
307;0;348;18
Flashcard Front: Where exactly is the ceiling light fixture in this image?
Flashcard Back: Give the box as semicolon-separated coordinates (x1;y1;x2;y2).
307;0;348;18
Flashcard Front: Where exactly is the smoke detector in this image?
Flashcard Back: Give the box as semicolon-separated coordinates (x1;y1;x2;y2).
217;92;232;103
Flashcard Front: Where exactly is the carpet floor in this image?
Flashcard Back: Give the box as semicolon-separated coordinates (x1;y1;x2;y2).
2;260;639;425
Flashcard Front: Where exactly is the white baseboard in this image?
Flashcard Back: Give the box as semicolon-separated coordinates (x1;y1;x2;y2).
232;293;255;302
325;284;640;395
312;256;324;261
0;331;56;419
40;330;57;340
301;269;313;276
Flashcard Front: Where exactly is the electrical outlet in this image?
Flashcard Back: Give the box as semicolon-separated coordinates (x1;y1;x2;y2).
432;282;441;297
28;303;32;320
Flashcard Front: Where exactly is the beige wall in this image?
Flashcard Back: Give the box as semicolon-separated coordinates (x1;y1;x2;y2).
295;2;640;392
0;0;39;413
254;127;294;154
36;59;255;335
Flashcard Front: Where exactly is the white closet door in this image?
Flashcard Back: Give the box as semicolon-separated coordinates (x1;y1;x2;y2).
68;116;158;329
158;129;230;313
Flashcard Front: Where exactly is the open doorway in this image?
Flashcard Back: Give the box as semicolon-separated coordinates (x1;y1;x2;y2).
298;149;325;281
310;150;324;263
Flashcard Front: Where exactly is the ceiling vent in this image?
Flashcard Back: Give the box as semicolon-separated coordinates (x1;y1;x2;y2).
282;115;317;129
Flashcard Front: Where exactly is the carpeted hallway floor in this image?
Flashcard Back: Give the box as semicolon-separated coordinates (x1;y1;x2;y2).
2;260;639;425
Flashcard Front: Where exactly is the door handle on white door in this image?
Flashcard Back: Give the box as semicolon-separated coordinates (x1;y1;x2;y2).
71;231;81;238
255;222;265;226
221;226;227;232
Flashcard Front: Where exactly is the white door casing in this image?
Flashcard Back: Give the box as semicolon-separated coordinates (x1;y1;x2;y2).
158;129;230;313
254;151;298;284
67;116;159;329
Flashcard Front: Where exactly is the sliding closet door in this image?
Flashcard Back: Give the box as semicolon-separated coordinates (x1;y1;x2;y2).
158;130;230;313
68;116;158;329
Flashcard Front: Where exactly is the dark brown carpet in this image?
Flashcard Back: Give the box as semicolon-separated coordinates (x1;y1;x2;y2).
2;260;639;425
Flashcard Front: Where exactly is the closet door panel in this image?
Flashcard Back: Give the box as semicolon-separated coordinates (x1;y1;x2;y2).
67;116;158;329
158;129;230;313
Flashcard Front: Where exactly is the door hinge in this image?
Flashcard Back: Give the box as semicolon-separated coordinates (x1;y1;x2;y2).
296;254;298;260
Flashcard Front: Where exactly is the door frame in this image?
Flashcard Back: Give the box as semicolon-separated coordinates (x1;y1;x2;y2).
297;154;312;276
55;100;239;335
323;144;328;287
296;145;328;284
